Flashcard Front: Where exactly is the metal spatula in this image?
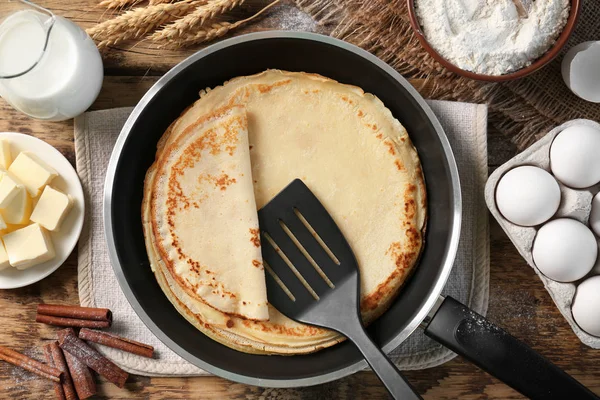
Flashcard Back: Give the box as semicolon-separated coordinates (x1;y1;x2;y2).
258;179;421;400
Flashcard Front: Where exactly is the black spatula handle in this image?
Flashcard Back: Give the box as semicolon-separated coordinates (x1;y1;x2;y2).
346;326;422;400
424;296;598;400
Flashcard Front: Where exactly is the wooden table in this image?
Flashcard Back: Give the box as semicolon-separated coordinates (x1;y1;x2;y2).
1;1;599;399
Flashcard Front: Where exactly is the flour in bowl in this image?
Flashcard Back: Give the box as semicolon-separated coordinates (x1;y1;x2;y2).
415;0;570;75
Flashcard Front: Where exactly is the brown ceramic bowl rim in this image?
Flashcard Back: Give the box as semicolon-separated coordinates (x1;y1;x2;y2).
407;0;582;82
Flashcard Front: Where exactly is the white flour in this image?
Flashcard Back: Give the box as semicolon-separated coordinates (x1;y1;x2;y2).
415;0;570;75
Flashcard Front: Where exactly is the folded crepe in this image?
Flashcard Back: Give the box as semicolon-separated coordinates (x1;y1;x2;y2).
149;105;268;321
143;70;426;354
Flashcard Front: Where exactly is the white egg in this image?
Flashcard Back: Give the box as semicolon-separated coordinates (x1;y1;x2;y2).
561;41;600;103
532;218;597;282
572;275;600;337
590;192;600;237
550;125;600;188
495;166;560;226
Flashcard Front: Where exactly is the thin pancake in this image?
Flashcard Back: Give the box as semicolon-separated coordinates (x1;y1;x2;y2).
144;167;339;353
150;105;268;321
143;70;426;354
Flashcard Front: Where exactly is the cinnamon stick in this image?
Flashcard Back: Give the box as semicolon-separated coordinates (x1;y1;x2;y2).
37;304;112;322
43;343;66;400
44;342;78;400
62;350;97;400
79;328;154;358
36;314;111;329
0;345;62;382
58;328;128;388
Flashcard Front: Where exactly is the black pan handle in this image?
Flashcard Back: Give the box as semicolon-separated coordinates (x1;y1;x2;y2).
424;296;598;400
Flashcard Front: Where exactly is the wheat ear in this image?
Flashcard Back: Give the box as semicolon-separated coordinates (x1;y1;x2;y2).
88;0;205;48
150;0;244;42
160;0;280;48
98;0;143;9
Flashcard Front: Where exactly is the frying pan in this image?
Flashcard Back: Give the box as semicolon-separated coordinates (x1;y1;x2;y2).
104;32;595;398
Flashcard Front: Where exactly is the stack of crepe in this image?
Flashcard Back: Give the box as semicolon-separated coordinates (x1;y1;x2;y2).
143;70;427;355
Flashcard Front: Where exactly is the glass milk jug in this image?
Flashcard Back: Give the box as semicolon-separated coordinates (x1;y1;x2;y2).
0;1;103;121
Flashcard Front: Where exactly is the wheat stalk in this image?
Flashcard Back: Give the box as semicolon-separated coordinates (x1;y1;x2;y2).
150;0;244;42
98;0;143;9
160;0;280;48
88;0;205;48
149;0;182;4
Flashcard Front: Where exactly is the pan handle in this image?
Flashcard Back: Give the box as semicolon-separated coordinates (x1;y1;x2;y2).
423;296;598;400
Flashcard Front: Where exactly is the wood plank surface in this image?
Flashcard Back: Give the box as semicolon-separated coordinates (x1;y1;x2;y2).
0;1;599;399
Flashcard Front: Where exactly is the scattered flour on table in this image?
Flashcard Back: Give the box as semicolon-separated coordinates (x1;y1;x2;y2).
267;3;318;32
414;0;570;75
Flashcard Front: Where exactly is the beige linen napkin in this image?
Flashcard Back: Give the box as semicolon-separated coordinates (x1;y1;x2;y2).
74;100;489;376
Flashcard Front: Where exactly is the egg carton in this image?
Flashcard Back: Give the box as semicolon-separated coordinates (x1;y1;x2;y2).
485;119;600;349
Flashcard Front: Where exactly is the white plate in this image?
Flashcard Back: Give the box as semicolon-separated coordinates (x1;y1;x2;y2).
0;132;84;289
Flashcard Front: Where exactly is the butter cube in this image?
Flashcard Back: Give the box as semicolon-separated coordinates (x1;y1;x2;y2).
0;172;24;208
0;240;9;270
1;186;32;225
3;223;55;269
9;152;57;197
0;214;7;231
31;186;73;231
0;140;12;170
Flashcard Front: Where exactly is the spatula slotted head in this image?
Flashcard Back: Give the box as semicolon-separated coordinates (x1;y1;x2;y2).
258;179;361;329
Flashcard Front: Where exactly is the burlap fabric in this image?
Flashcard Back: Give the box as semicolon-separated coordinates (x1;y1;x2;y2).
294;0;600;150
